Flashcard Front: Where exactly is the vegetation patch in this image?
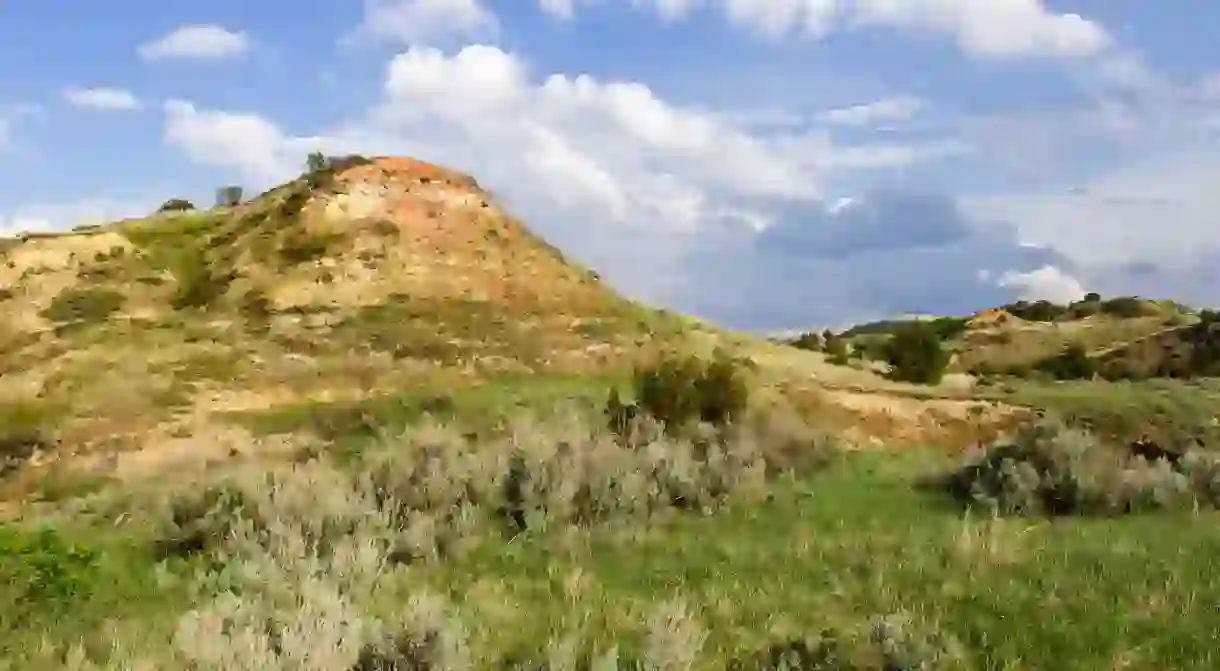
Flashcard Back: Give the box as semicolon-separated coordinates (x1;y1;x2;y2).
933;420;1220;516
883;322;950;384
41;288;125;324
0;401;55;479
609;350;753;435
0;525;100;630
156;198;196;212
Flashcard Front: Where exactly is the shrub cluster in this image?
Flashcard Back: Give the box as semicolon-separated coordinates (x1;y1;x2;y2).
127;394;833;670
157;198;196;213
883;323;949;385
159;402;802;566
1033;342;1097;380
936;420;1220;517
788;331;823;352
40;288;125;324
609;350;752;435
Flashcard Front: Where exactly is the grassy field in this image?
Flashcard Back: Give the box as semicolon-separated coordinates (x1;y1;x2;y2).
5;412;1220;669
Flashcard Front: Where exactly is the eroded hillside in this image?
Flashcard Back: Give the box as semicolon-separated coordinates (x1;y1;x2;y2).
0;156;694;474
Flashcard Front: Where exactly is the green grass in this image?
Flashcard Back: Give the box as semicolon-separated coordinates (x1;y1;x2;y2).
224;372;623;444
409;450;1220;668
0;520;202;664
990;377;1220;445
7;448;1220;667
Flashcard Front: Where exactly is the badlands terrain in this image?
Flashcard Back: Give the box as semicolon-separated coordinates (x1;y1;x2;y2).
2;155;1219;669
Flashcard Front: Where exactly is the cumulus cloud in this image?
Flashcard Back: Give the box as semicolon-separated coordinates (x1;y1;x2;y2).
155;44;1018;323
964;149;1220;268
139;24;250;60
996;265;1088;304
352;0;497;46
627;0;1111;58
64;87;141;111
673;191;1074;330
162;100;299;183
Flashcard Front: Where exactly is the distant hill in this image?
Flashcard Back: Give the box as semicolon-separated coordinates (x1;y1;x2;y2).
786;295;1201;377
1095;314;1220;379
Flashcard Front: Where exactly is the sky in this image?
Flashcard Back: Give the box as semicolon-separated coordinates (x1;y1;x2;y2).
1;1;1218;332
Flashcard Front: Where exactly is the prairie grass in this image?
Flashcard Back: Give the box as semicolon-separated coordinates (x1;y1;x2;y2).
7;406;1220;668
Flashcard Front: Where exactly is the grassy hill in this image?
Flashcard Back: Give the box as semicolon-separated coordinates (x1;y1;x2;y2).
0;156;703;476
5;156;1220;669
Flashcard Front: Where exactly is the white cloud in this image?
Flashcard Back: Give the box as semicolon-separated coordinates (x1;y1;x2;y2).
371;44;826;217
630;0;1111;58
817;96;925;126
158;44;977;312
826;196;857;215
0;198;160;236
354;0;497;46
967;156;1220;273
64;87;141;111
139;25;250;61
996;264;1087;304
163;100;297;183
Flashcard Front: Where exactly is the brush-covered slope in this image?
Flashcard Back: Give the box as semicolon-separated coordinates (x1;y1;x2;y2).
1094;317;1220;379
0;156;689;456
831;297;1194;374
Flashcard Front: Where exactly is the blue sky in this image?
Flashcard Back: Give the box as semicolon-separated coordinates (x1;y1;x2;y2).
1;1;1218;331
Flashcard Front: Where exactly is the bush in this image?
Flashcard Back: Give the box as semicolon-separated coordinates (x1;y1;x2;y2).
215;185;243;208
619;350;752;433
789;331;823;352
935;421;1206;517
1035;342;1097;380
162;408;774;562
1099;296;1151;319
883;323;949;385
169;248;233;310
1002;300;1069;322
40;288;125;323
157;198;196;212
823;336;849;366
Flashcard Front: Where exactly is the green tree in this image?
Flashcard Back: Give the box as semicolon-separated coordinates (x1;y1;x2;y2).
884;323;950;384
790;331;823;352
824;335;849;366
157;198;195;212
305;151;330;173
215;185;243;207
1037;342;1097;380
